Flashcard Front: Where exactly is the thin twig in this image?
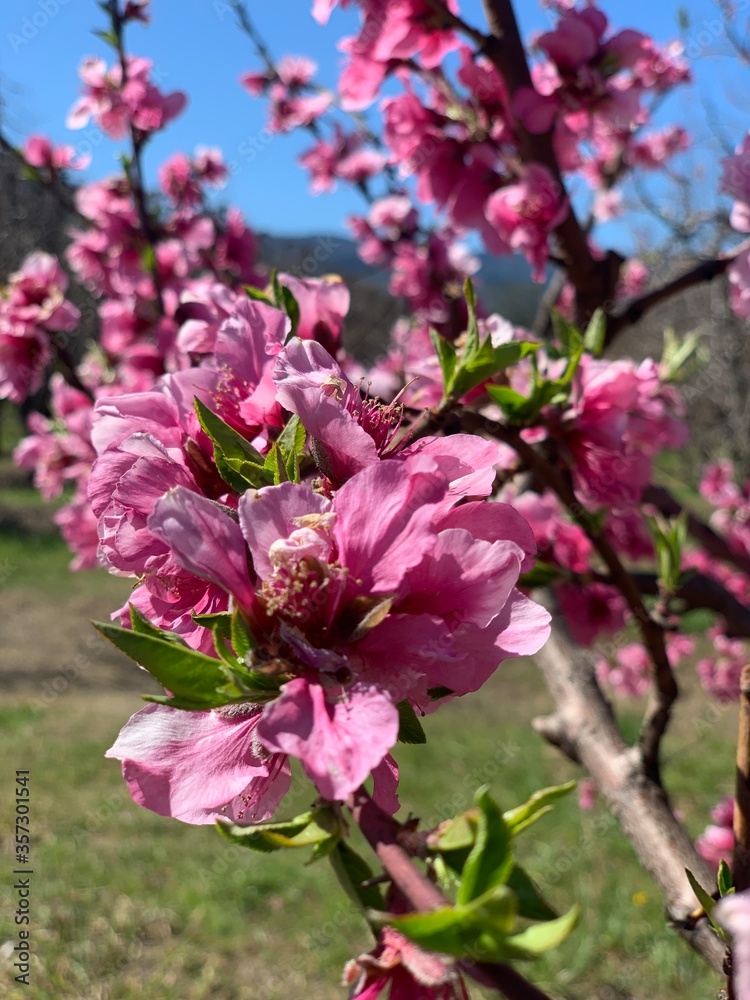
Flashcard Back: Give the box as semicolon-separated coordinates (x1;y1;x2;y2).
107;0;166;317
347;788;560;1000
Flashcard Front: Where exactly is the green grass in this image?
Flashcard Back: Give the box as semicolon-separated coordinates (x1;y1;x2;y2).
0;472;736;1000
0;675;734;1000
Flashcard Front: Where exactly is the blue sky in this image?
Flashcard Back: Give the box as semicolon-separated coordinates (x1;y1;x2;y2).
0;0;745;251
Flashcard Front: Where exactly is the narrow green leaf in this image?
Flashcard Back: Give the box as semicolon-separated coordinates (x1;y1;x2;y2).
503;904;579;957
371;905;471;958
244;285;274;305
278;284;300;338
430;327;458;397
718;859;733;897
94;621;229;705
583;309;606;356
130;604;185;643
503;781;576;837
217;807;340;854
686;868;717;916
195;398;266;466
397;700;427;745
231;608;256;661
506;865;558;921
329;842;385;912
457;787;512;906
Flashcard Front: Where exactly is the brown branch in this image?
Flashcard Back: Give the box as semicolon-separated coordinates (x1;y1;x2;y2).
734;666;750;893
107;0;166;318
633;571;750;640
607;239;750;342
644;485;750;580
452;0;622;324
347;788;559;1000
492;422;677;785
533;592;726;973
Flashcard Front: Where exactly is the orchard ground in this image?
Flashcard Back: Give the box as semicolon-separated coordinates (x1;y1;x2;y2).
0;436;734;1000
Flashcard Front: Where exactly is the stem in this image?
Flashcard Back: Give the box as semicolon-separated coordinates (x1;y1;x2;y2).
734;666;750;893
607;238;750;343
494;422;677;785
426;0;622;324
48;332;95;402
346;788;558;1000
107;0;166;317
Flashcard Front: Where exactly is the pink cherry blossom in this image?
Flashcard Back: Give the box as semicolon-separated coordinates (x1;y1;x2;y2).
106;703;291;825
696;629;747;702
557;581;627;646
67;55;186;139
276;273;350;354
14;374;94;500
143;457;549;803
344;925;470;1000
485;164;568;280
23;134;90;172
0;321;51;403
716;890;750;1000
696;796;735;870
554;355;686;509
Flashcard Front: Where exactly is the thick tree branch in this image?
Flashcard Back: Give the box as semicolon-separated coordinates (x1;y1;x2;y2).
347;788;559;1000
533;593;726;974
633;571;750;640
607;239;750;342
431;0;623;324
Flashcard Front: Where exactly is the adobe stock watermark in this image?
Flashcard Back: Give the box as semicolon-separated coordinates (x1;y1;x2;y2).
7;0;72;53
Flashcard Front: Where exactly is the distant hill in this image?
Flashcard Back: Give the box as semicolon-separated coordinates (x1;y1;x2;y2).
259;233;545;361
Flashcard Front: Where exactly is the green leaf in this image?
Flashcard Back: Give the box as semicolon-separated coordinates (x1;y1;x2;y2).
372;904;471;958
271;414;306;484
231;608;256;661
244;284;274;306
430;327;458;396
550;310;583;358
661;327;700;382
375;885;519;962
583;309;606;356
217;807;340;853
685;868;717;916
93;621;232;708
329;842;385;912
94;621;278;710
130;604;185;643
397;700;427;745
503;904;580;957
503;781;576;837
457;787;512;906
486;385;530;422
93;28;119;46
718;859;733;897
194;398;271;491
192;611;232;640
519;562;561;589
278;284;300;338
506;865;558;922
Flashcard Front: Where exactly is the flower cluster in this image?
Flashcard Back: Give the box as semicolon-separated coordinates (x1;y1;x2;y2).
0;253;80;402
